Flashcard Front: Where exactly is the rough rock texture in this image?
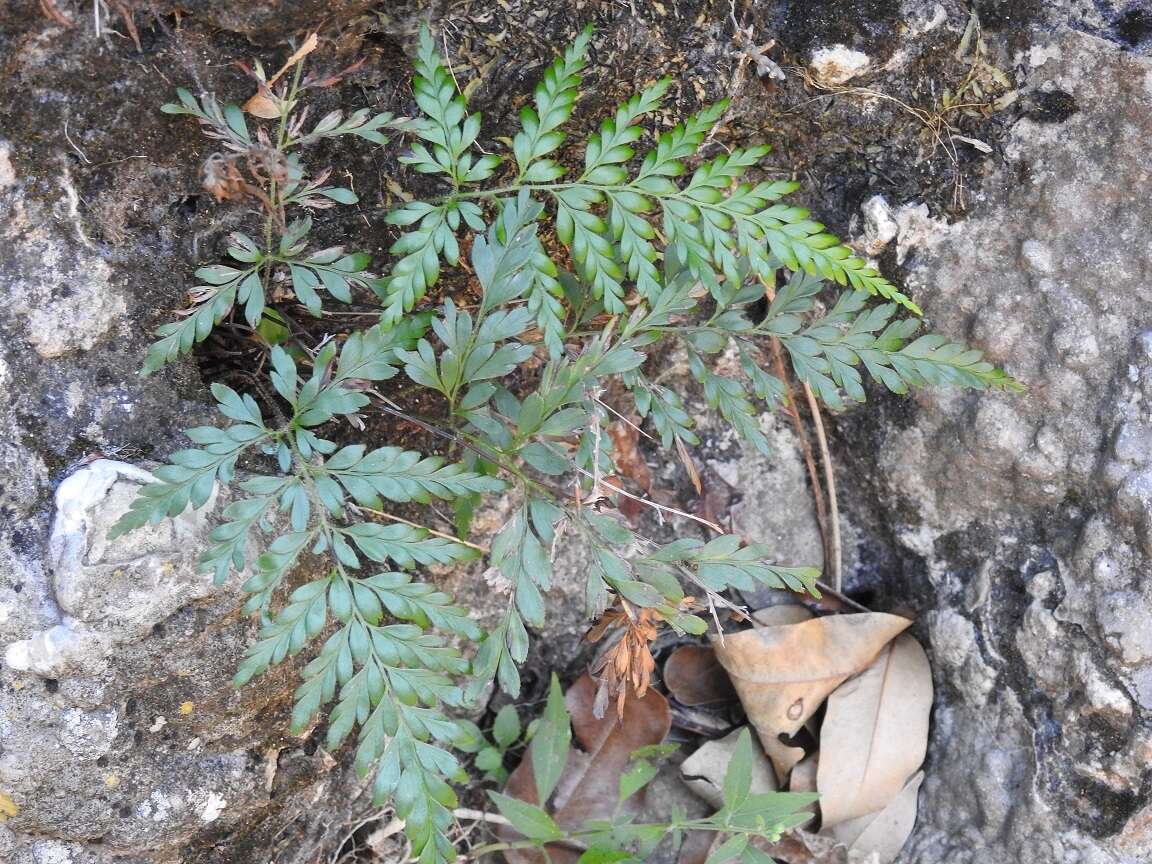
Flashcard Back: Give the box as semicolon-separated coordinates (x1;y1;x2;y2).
1;1;1151;863
855;26;1152;864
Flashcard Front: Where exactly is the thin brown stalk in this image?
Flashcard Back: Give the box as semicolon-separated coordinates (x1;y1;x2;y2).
802;381;842;592
759;278;832;575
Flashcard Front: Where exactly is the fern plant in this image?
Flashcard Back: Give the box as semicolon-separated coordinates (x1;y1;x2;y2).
113;25;1020;863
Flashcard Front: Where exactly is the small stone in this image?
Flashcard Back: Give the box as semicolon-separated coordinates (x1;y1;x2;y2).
58;708;119;760
809;45;871;86
861;195;898;255
1021;239;1056;273
0;142;15;188
1097;592;1152;665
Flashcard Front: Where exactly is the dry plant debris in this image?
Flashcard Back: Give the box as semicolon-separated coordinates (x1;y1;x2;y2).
711;612;913;781
664;644;738;707
499;674;671;864
672;609;932;864
816;634;932;826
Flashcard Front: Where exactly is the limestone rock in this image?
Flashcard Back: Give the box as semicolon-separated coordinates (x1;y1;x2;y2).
809;44;872;85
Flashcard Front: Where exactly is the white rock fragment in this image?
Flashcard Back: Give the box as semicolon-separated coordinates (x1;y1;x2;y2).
4;621;107;677
809;45;871;86
59;707;119;759
50;459;155;583
4;459;220;677
199;791;228;822
1021;239;1056;274
1028;43;1063;69
859;195;951;264
31;839;81;864
50;459;217;629
0;142;15;188
861;196;899;256
25;256;125;358
137;789;180;823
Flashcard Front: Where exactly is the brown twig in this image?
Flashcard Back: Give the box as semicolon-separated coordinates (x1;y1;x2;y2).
802;381;842;592
758;277;832;578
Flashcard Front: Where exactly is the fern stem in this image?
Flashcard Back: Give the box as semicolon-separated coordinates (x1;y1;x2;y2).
570;464;723;534
354;505;488;553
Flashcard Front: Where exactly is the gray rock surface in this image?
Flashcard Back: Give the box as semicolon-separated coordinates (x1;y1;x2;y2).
852;24;1152;864
1;1;1151;863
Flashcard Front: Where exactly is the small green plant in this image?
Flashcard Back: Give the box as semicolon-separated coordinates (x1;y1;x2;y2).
111;24;1019;863
479;677;815;862
455;704;528;785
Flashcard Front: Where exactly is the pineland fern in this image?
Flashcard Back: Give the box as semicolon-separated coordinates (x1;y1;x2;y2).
112;24;1020;863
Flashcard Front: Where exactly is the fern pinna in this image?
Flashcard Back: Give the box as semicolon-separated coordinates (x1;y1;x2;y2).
113;24;1019;862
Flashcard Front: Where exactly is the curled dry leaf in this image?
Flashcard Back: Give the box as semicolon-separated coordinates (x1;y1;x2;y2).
244;91;284;120
675;437;702;495
711;612;912;783
244;33;320;117
751;604;815;627
816;633;932;827
827;770;925;864
664;645;738;707
587;602;659;718
500;674;671;864
607;419;653;492
680;727;777;808
790;752;819;794
607;419;652;522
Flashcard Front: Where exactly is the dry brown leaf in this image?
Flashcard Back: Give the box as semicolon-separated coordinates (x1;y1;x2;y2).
790;751;819;794
243;91;282;120
500;674;671;864
751;604;815;627
680;727;777;807
675;437;703;494
752;828;853;864
587;603;660;718
270;33;319;85
711;612;912;783
244;33;319;117
664;645;738;707
816;633;932;826
607;420;653;492
827;770;925;864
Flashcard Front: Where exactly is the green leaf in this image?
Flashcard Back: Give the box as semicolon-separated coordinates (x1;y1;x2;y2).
142;266;261;374
475;746;505;773
405;25;501;188
109;419;269;540
532;674;572;804
342;523;479;570
704;833;747;864
721;728;754;808
519;441;569;476
619;759;659;802
488;792;564;841
323;444;504;507
492;704;522;748
473;192;543;311
513;26;592;182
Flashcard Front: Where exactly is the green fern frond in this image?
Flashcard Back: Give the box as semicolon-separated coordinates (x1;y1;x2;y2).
135;26;1024;864
513;25;593;182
